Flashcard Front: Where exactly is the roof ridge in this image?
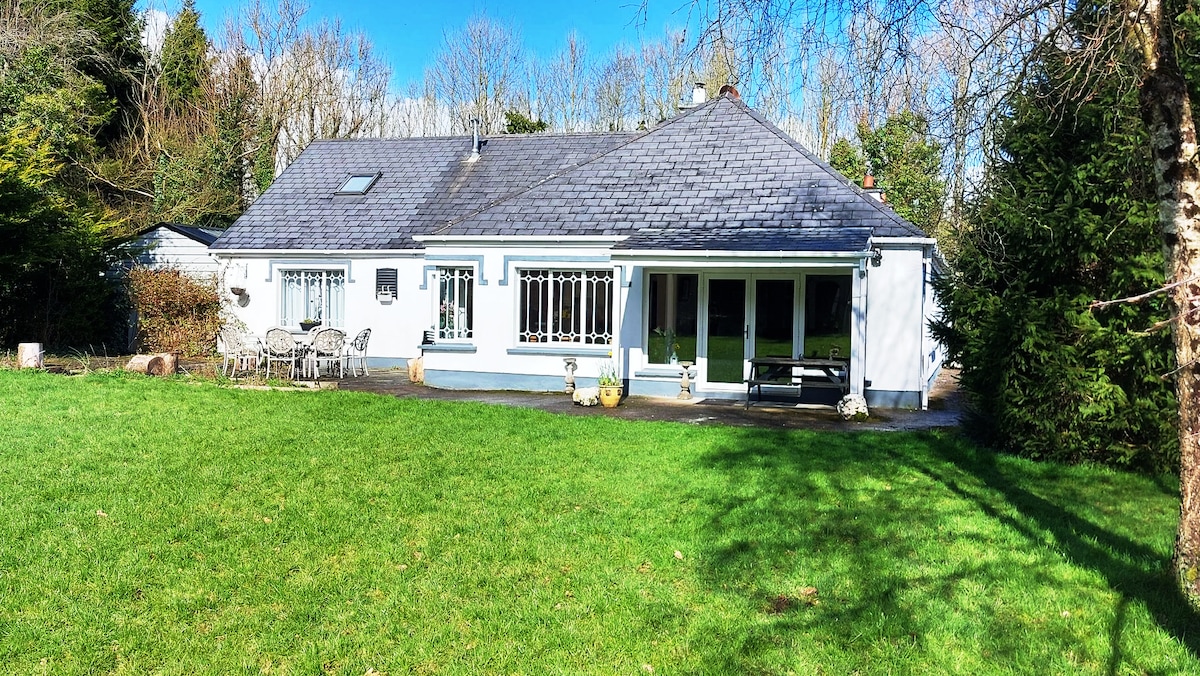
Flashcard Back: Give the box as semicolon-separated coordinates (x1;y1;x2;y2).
433;96;735;234
307;130;642;144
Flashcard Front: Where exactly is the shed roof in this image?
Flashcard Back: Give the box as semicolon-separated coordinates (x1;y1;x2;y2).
133;222;223;246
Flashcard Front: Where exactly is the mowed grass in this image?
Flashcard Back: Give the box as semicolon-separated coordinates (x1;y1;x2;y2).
0;370;1196;675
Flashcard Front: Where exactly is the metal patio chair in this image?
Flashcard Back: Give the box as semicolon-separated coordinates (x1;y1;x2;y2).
305;327;346;379
344;328;372;376
220;328;261;376
263;327;300;379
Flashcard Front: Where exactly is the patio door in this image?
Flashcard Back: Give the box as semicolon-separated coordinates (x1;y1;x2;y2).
705;279;747;384
703;277;797;386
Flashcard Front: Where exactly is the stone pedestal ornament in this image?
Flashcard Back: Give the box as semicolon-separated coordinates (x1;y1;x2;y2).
563;358;578;393
678;361;694;400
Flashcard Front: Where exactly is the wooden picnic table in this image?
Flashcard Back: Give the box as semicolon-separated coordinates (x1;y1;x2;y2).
745;357;849;408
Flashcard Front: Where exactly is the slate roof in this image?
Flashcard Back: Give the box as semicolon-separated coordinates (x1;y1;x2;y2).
211;133;635;250
212;95;924;253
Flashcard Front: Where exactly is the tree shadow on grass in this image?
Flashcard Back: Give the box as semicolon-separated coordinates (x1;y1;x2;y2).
692;428;1197;673
916;433;1199;659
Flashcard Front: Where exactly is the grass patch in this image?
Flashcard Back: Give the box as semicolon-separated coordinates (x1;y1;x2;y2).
0;370;1196;674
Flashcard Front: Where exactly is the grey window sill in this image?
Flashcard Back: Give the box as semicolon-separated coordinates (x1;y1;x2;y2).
420;343;477;354
507;345;612;357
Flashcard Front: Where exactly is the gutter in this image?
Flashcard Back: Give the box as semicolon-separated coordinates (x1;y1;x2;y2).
413;235;627;246
871;236;938;246
611;249;869;261
208;249;425;258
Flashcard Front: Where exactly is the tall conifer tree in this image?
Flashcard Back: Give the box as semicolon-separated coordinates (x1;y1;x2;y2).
931;22;1178;470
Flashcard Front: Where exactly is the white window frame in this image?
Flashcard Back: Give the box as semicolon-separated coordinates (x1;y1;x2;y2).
278;268;346;329
517;269;613;345
436;267;474;341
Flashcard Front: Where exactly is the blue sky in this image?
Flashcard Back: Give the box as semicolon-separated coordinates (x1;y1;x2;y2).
145;0;696;87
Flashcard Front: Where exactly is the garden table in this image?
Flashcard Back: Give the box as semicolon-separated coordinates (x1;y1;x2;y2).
745;357;849;408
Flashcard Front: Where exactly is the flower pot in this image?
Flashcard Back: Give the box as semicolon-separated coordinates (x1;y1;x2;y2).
300;321;322;331
598;385;622;408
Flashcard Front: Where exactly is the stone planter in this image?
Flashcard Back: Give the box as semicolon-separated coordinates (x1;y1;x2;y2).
598;385;622;408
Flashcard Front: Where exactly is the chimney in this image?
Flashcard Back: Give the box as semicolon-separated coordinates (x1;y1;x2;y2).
469;118;482;162
862;173;885;202
692;82;707;105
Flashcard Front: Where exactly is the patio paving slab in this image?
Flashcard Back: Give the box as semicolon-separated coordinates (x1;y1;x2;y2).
336;367;963;432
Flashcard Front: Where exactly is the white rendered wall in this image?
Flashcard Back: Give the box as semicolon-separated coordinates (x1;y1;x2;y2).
418;244;622;389
863;243;926;402
217;254;427;365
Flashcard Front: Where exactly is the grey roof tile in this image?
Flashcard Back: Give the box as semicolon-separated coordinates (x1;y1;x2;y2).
213;96;925;253
212;132;634;250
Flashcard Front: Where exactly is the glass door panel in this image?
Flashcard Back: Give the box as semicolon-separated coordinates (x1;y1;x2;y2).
754;279;794;359
803;275;852;359
706;279;746;383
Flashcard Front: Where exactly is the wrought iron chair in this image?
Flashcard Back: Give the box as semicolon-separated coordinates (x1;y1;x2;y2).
219;328;261;376
305;327;346;379
263;327;300;379
344;328;372;376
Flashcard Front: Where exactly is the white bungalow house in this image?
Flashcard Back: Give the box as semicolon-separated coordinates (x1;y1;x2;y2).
210;91;944;408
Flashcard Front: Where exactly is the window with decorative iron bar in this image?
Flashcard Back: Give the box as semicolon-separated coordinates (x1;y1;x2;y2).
518;270;613;344
279;269;344;328
437;267;474;340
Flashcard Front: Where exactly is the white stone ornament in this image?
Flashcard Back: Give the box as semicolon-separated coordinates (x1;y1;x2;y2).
837;394;869;421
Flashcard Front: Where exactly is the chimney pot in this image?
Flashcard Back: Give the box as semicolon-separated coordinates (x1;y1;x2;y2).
718;84;740;99
863;173;875;189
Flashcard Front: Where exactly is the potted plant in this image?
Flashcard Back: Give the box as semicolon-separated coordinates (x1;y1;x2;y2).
300;318;322;331
597;361;622;408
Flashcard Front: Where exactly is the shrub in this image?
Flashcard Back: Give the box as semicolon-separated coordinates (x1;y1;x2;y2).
127;267;221;357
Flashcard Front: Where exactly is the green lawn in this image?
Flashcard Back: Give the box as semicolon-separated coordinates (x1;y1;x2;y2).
0;370;1196;675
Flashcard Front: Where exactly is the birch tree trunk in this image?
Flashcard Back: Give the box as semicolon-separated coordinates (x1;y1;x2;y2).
1129;0;1200;605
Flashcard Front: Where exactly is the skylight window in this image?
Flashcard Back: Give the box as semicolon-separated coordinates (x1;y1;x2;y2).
336;173;380;195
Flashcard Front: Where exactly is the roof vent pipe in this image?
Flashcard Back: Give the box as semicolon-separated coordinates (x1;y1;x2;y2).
469;118;481;161
692;82;707;105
